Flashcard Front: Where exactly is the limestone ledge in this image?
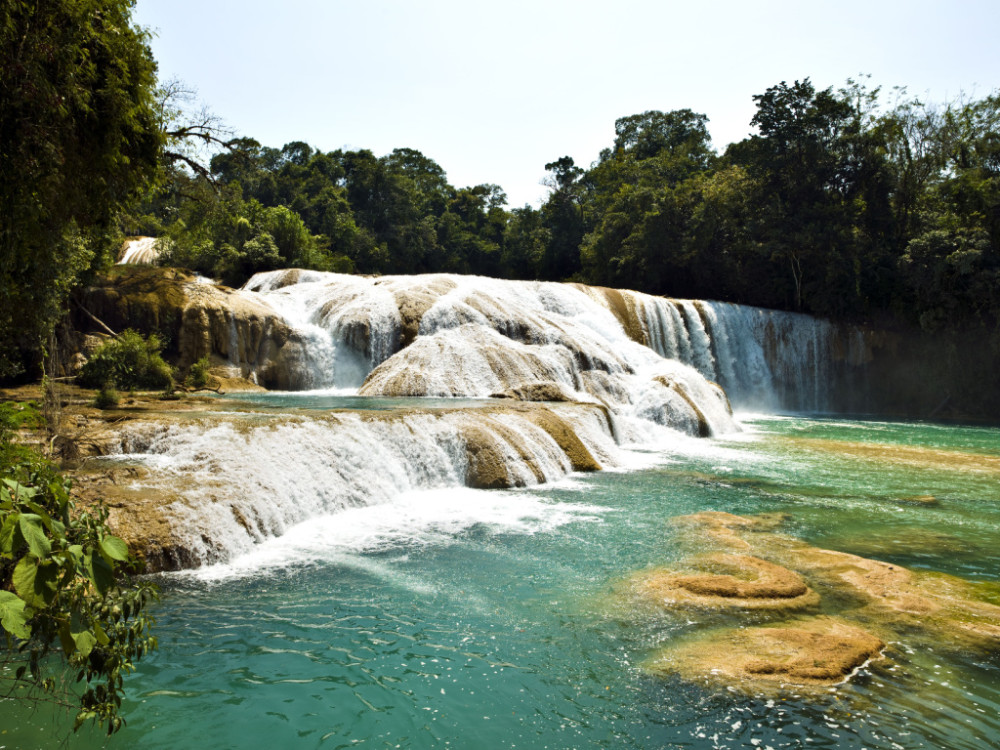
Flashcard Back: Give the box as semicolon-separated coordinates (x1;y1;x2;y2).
32;388;613;573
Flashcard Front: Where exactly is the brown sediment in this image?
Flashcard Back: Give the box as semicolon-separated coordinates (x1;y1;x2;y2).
779;436;1000;477
650;616;885;688
630;553;819;611
670;510;793;552
491;381;575;403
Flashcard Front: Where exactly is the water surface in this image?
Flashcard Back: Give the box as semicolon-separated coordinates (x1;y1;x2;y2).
4;413;998;749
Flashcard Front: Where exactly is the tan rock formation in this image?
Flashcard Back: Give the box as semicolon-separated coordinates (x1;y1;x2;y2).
651;616;885;688
74;267;305;388
630;553;820;611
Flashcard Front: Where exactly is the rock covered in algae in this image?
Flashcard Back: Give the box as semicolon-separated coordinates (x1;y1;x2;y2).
460;405;603;489
630;553;820;611
650;616;885;688
624;510;1000;692
490;380;575;403
668;511;1000;649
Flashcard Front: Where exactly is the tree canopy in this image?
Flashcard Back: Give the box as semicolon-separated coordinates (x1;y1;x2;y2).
0;0;164;378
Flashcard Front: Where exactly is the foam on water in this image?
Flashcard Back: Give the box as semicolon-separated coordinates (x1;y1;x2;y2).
111;403;635;565
183;487;608;582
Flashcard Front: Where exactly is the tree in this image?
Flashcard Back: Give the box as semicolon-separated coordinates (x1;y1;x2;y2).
1;402;158;735
728;79;867;312
540;157;586;279
611;109;715;169
0;0;165;379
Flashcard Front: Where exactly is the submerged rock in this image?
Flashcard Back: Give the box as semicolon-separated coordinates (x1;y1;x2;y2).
651;616;885;688
626;510;1000;692
630;553;820;611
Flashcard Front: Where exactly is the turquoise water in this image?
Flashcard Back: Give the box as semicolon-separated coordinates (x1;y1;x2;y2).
4;414;1000;749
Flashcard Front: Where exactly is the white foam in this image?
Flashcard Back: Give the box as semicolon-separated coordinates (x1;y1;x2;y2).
181;487;607;582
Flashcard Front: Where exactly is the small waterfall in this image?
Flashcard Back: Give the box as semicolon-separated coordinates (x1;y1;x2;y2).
244;271;402;389
110;404;626;566
118;236;160;265
629;295;839;413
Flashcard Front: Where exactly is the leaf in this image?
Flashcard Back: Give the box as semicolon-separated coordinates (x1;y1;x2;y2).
0;514;17;555
59;619;76;656
93;620;110;646
12;556;40;607
0;590;31;640
3;478;37;502
13;557;60;608
18;514;52;559
99;536;129;563
85;550;114;595
74;630;97;657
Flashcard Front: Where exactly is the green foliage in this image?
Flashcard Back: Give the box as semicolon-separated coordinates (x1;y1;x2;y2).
78;331;173;391
185;356;212;390
0;0;164;380
93;384;121;410
140;77;997;342
0;402;158;734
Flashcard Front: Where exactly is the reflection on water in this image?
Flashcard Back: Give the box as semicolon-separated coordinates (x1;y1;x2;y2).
3;415;998;749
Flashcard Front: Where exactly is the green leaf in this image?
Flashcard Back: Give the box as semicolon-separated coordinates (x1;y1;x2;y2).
18;514;52;559
12;556;40;607
13;557;60;608
73;630;97;658
93;620;110;646
3;478;37;502
59;619;76;656
0;514;18;555
85;550;114;595
0;591;31;640
99;536;129;563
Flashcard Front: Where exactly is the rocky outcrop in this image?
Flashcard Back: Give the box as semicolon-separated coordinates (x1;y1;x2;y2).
652;616;885;688
630;553;820;611
625;510;1000;692
73;267;307;388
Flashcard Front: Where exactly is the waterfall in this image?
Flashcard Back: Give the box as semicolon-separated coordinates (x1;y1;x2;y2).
89;270;857;570
107;403;625;567
628;296;838;413
232;271;843;413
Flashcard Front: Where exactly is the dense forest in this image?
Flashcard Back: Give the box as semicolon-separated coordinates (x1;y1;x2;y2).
3;1;999;381
129;80;1000;336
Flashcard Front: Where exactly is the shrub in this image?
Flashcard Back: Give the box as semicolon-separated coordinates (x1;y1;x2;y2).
184;356;211;390
93;383;120;409
78;330;173;391
0;402;158;734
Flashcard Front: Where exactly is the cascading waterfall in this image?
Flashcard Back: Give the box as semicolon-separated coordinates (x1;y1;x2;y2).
235;270;840;413
97;270;852;569
108;403;626;566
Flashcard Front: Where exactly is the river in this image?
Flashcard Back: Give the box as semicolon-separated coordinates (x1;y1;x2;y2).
5;402;998;749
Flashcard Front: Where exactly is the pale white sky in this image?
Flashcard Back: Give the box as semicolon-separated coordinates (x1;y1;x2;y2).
136;0;999;207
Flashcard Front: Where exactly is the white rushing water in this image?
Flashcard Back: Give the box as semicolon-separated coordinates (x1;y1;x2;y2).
109;403;633;566
117;236;161;265
102;271;854;566
237;270;841;414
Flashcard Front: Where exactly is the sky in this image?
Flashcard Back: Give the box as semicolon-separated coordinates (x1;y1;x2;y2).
135;0;999;208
